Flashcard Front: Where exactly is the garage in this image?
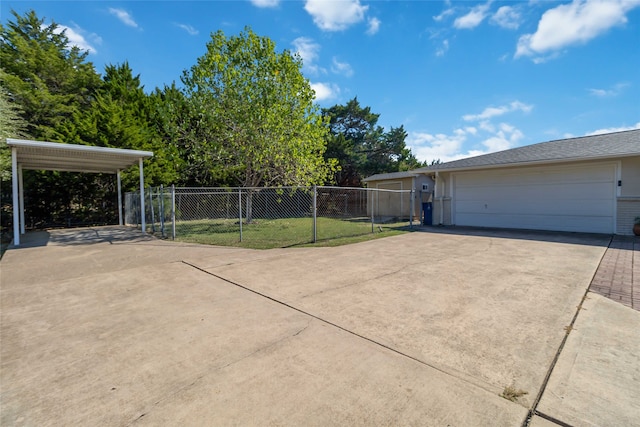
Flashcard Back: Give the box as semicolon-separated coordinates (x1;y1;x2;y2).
360;129;640;234
451;162;616;234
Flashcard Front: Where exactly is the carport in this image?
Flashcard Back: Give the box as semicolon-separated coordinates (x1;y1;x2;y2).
7;138;153;246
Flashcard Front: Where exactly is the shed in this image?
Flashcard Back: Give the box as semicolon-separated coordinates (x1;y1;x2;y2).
7;139;153;246
363;171;434;221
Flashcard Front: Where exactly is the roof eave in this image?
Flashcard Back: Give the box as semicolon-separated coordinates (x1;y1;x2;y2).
424;152;640;173
363;173;419;182
6;138;153;158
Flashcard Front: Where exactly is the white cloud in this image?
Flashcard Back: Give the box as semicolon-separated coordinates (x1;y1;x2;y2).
250;0;280;7
588;82;629;97
586;122;640;135
407;122;524;163
292;37;324;75
454;2;491;29
109;8;139;28
463;101;533;121
304;0;368;31
406;130;468;163
176;23;198;35
433;7;456;22
331;57;353;77
310;82;339;101
483;123;524;151
516;0;640;59
367;17;381;35
491;5;521;29
479;120;495;133
55;24;98;53
408;102;529;163
436;39;449;57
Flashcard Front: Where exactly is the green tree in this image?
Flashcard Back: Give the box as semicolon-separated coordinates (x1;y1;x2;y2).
0;83;30;181
322;97;424;186
323;97;377;186
69;62;180;189
179;27;333;188
152;82;221;186
0;9;101;140
0;10;117;228
0;83;31;236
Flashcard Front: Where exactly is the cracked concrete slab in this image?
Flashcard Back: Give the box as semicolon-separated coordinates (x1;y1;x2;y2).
1;261;311;425
194;231;608;404
1;227;613;425
1;228;528;425
133;319;525;426
537;293;640;426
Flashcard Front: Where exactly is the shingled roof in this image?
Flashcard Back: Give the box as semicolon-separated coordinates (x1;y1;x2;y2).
416;128;640;172
362;170;419;182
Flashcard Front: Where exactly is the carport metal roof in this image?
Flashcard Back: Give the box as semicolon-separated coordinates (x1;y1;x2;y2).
7;139;153;246
7;138;153;173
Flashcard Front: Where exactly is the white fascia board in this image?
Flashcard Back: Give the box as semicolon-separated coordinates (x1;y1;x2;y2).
429;153;640;173
6;139;153;158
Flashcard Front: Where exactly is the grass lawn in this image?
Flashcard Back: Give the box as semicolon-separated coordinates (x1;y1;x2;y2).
167;216;413;249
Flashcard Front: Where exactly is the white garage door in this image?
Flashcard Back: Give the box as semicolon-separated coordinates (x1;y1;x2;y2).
452;163;616;233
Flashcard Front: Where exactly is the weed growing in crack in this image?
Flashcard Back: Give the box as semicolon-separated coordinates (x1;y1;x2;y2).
501;386;528;402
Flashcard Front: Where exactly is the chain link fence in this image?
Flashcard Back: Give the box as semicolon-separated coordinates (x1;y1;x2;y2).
125;186;415;248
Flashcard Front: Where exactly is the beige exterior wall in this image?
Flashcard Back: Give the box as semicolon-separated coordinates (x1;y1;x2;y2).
617;156;640;235
620;156;640;197
617;198;640;235
433;171;453;225
432;197;452;225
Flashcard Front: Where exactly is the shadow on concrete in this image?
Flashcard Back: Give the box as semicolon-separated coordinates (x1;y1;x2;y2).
7;226;156;249
415;225;613;248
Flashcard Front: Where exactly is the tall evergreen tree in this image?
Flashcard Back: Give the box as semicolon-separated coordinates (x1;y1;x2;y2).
323;97;424;186
70;62;180;188
1;10;115;228
0;9;101;140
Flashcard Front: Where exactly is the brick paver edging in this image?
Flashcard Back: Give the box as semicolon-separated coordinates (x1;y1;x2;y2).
589;235;639;311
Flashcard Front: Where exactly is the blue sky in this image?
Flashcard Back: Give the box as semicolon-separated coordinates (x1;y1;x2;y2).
3;0;640;163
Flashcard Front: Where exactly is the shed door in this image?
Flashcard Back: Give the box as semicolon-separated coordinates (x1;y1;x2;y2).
452;163;616;233
376;181;402;217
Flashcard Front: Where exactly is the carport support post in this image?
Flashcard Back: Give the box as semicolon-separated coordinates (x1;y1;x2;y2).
11;147;20;246
18;164;25;234
117;170;123;226
139;158;146;233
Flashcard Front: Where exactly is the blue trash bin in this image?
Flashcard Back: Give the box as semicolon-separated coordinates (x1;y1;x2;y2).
422;202;433;226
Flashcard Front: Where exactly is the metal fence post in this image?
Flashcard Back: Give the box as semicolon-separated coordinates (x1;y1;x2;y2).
148;188;155;233
409;188;414;229
238;188;243;242
171;185;176;240
371;188;375;233
160;184;165;238
313;185;317;243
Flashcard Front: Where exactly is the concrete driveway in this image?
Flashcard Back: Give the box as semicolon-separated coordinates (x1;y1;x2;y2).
1;226;637;426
